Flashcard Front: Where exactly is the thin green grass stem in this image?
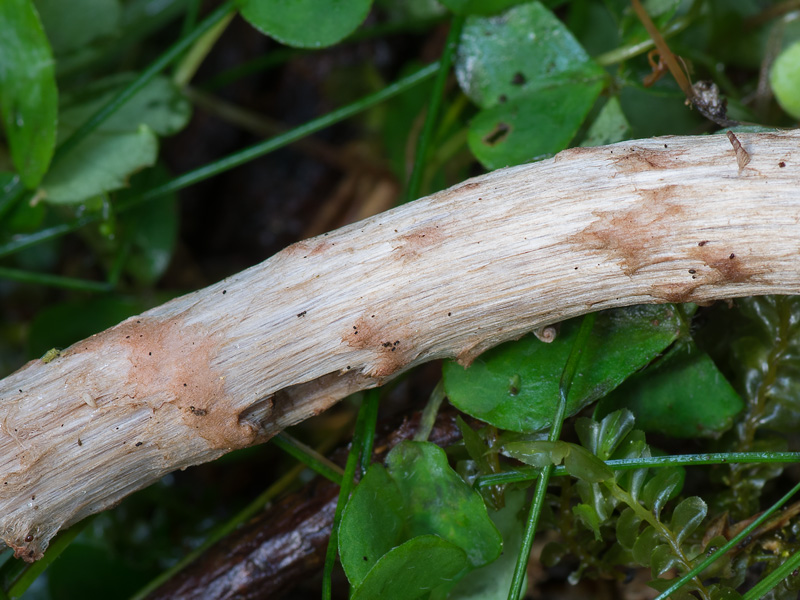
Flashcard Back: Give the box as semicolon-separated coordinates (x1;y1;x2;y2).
53;2;235;163
322;401;375;600
272;432;344;485
742;541;800;599
358;389;381;477
507;313;596;600
404;16;464;203
201;16;443;92
656;479;800;600
173;10;235;87
594;15;692;66
474;452;800;488
0;218;92;259
2;517;93;598
140;62;439;203
414;380;446;442
0;267;112;292
128;451;332;600
0;63;438;260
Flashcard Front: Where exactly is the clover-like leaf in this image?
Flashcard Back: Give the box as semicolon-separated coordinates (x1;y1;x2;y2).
386;441;502;568
443;305;683;433
339;465;404;587
239;0;371;48
350;535;468;600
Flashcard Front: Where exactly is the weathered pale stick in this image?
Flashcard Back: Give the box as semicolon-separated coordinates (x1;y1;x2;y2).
2;131;799;560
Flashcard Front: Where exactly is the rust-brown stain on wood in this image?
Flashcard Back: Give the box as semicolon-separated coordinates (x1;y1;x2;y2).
343;316;412;378
72;317;259;451
570;187;687;275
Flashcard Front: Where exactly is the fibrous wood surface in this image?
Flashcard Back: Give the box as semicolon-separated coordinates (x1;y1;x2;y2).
2;130;799;560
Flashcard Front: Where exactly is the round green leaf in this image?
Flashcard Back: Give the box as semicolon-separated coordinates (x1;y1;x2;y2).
467;80;604;169
443;305;683;433
580;97;631;147
440;0;526;15
42;75;191;204
455;1;605;109
448;490;527;599
770;40;800;120
386;441;502;568
596;348;744;438
42;124;158;204
351;535;468;600
0;0;58;188
238;0;372;48
339;465;405;588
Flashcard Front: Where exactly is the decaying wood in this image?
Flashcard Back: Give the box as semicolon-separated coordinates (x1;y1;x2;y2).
2;130;800;561
146;409;462;600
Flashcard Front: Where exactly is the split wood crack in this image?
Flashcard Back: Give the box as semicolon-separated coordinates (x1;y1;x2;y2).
1;130;799;560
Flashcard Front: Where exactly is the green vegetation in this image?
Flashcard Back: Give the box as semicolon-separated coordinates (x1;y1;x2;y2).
2;0;800;598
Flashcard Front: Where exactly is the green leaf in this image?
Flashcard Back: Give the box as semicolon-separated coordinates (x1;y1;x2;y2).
503;440;569;469
709;585;744;600
573;503;603;541
386;441;502;568
574;479;615;523
580;97;631;147
563;444;613;483
699;296;800;434
650;544;678;577
442;305;683;433
596;346;744;438
238;0;372;48
0;0;58;188
339;465;405;587
456;1;607;168
455;2;605;109
117;166;178;285
641;468;682;518
439;0;526;15
670;496;707;546
351;535;468;600
616;507;642;550
770;40;800;120
631;526;660;566
34;0;121;57
41;75;191;204
456;416;492;473
467;81;604;168
43;125;157;204
575;409;635;460
448;490;527;599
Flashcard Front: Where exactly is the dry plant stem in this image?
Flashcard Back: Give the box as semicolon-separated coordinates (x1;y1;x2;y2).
2;130;800;561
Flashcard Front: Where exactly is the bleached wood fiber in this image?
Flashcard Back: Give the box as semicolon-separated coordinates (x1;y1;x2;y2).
2;130;800;560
